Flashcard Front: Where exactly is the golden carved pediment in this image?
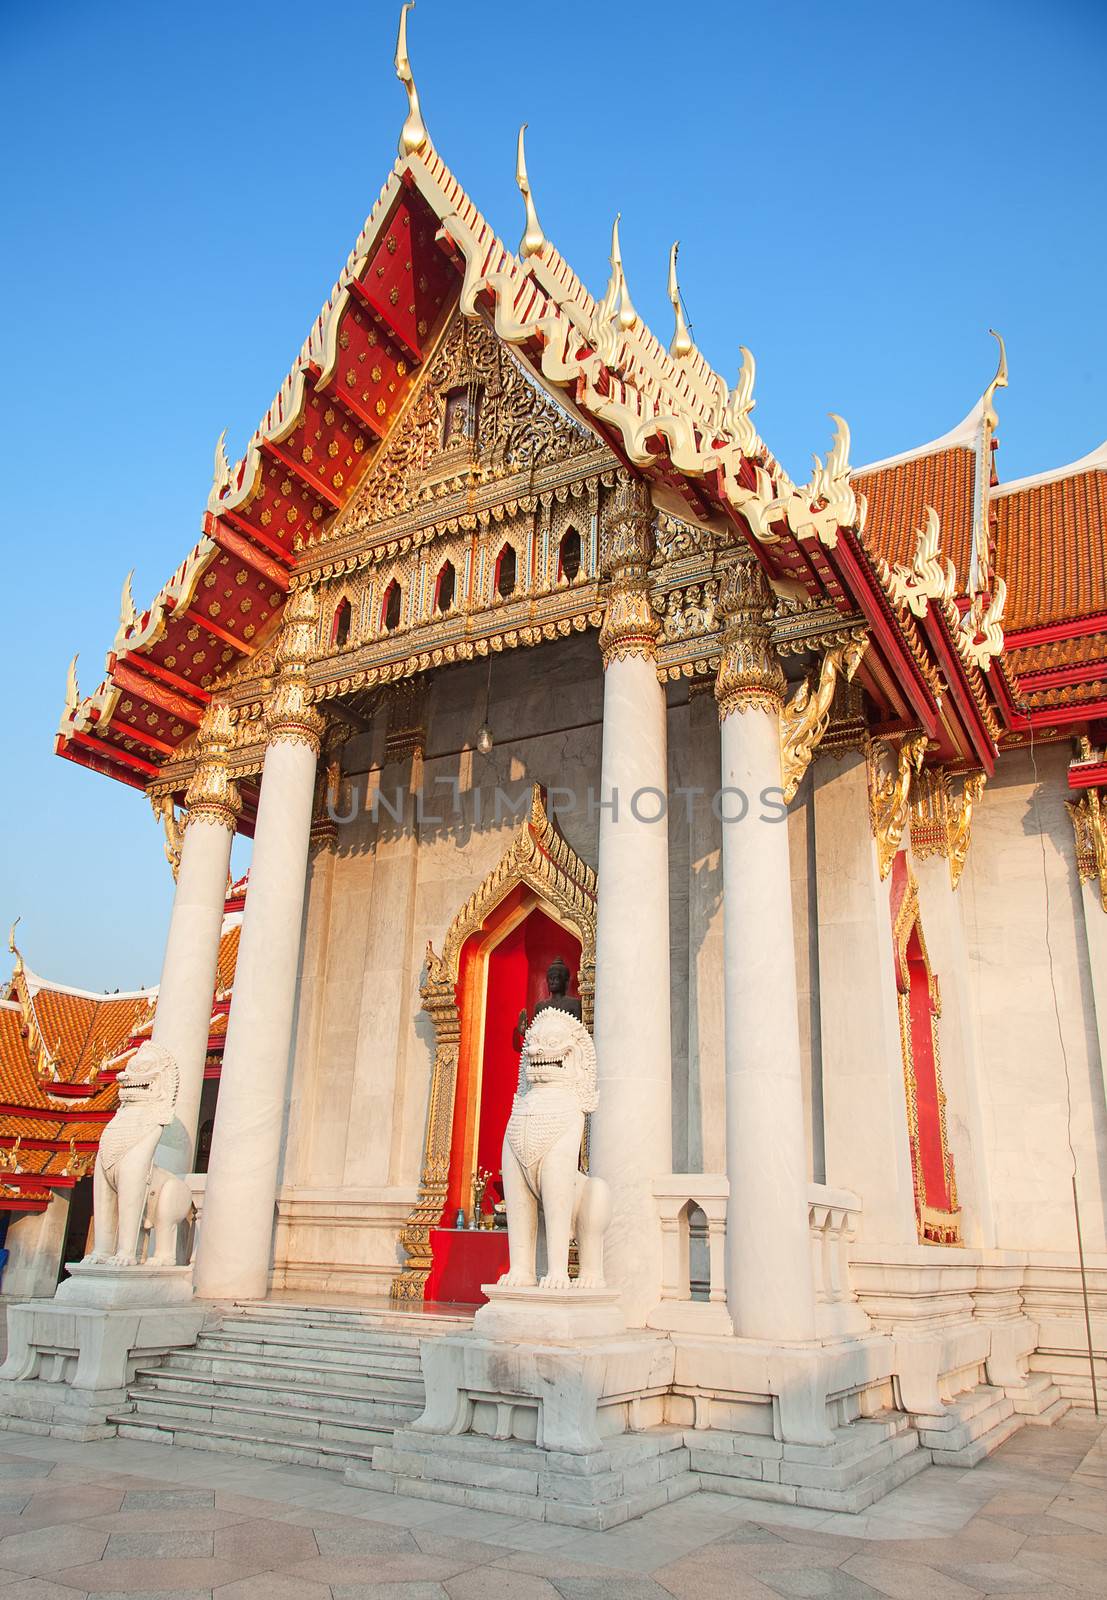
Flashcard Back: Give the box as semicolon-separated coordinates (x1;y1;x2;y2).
328;309;601;543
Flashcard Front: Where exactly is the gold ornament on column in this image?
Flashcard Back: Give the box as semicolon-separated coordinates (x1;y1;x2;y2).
265;586;325;754
183;701;242;832
779;638;868;802
869;733;930;881
714;554;786;719
598;475;659;665
947;773;986;890
1067;788;1107;914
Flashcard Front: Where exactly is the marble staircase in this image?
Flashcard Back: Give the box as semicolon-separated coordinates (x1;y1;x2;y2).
110;1299;467;1472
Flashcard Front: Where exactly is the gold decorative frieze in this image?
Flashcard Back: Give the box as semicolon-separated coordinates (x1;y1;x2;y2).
779;639;868;803
1068;789;1107;913
869;733;930;880
910;766;987;890
714;555;785;718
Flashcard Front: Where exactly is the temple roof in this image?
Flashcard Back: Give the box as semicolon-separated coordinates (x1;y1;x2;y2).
51;14;1104;789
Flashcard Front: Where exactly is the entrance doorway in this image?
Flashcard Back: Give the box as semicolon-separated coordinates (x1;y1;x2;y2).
426;893;581;1304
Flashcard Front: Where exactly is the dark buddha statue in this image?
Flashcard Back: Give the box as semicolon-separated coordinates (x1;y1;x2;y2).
513;956;582;1048
534;956;582;1021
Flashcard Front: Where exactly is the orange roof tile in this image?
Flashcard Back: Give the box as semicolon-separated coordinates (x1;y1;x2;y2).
994;468;1107;630
215;924;240;994
855;447;977;578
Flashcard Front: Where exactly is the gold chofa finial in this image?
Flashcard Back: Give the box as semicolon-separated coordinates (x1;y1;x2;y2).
668;241;693;359
982;328;1008;433
119;569;136;632
64;655;80;717
8;917;21;966
516;125;546;260
610;215;637;332
395;2;428;158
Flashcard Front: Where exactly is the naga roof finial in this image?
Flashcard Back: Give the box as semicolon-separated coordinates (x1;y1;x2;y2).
610;215;637;333
8;917;23;976
64;655;80;718
515;125;546;261
667;242;694;359
395;2;428;158
119;569;136;632
982;328;1008;434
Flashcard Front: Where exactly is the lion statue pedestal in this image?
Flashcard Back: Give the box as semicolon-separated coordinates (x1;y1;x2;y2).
0;1044;205;1439
356;1009;689;1524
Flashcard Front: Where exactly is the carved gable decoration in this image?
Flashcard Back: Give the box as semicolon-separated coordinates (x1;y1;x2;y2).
329;310;601;542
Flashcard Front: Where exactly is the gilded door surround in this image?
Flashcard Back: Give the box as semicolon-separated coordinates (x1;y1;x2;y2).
390;784;596;1301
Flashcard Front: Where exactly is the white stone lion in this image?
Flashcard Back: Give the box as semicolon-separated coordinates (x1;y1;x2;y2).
85;1042;194;1268
499;1007;611;1291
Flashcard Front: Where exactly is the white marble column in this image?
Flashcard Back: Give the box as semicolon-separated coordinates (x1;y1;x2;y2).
716;558;816;1343
591;477;672;1327
152;704;240;1177
194;587;324;1301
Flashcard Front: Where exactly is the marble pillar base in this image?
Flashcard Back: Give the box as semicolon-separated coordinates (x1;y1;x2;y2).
474;1284;626;1343
0;1276;205;1438
54;1261;196;1309
405;1326;674;1455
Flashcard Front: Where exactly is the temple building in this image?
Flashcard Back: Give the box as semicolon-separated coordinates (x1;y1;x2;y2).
9;13;1104;1517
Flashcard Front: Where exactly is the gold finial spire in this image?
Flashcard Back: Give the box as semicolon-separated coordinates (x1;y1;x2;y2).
8;917;23;974
64;655;80;717
610;215;637;332
119;569;136;632
667;241;693;359
395;2;428;158
515;125;546;260
982;328;1008;433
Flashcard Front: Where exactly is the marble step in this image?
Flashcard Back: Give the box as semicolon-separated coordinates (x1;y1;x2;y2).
1006;1371;1070;1424
129;1365;424;1426
696;1430;928;1515
199;1329;423;1372
919;1386;1023;1465
689;1414;924;1506
113;1411;379;1473
363;1425;698;1531
223;1302;471;1338
172;1344;424;1397
124;1385;398;1450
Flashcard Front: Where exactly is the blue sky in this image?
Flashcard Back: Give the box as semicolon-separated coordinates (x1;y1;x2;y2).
2;0;1105;990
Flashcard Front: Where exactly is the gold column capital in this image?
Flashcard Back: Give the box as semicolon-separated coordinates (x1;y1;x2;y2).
598;475;660;666
265;585;325;754
184;700;242;832
714;554;786;719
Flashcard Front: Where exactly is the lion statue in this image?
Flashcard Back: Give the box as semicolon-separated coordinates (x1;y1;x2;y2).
499;1007;611;1291
85;1041;194;1268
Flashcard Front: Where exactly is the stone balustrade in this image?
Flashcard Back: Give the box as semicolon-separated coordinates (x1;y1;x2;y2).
647;1175;732;1334
645;1175;869;1339
808;1182;870;1336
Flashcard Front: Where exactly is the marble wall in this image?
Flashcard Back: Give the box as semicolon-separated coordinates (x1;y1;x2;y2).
960;742;1107;1254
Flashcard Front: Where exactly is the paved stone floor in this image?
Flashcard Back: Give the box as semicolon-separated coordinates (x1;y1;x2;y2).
0;1413;1102;1598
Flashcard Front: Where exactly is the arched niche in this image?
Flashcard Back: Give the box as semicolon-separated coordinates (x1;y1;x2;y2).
391;785;596;1302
